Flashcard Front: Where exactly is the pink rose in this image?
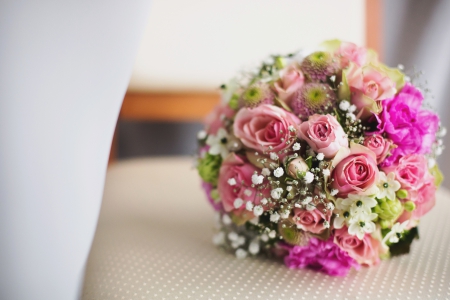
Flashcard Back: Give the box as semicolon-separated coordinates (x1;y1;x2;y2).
293;204;332;234
217;153;268;213
273;65;304;105
363;134;394;164
233;104;301;157
383;154;436;219
298;114;348;159
382;154;431;198
336;41;368;68
334;227;381;266
204;103;236;134
341;63;397;119
330;143;379;197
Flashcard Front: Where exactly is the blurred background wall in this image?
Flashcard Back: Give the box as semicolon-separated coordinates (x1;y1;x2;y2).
116;0;366;158
115;0;450;188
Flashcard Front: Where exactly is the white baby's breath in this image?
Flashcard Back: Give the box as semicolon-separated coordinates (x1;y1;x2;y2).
252;173;264;185
274;167;284;178
227;178;236;186
233;198;244;209
261;168;271;176
304;172;314;184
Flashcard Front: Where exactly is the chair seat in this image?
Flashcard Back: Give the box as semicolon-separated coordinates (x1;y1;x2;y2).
82;157;450;299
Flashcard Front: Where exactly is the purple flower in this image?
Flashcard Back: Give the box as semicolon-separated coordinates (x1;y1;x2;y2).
377;83;439;166
201;181;222;211
280;238;360;276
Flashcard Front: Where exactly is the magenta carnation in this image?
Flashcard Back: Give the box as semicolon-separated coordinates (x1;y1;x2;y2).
280;238;360;276
377;83;439;166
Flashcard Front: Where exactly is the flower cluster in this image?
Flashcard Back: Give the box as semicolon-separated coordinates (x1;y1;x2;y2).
196;40;444;276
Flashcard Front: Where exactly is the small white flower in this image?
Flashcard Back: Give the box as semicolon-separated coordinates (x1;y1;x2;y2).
322;169;330;176
436;146;444;156
292;143;301;151
286;186;292;192
288;125;295;132
233;198;244;209
270;212;280;223
235;248;247;259
303;172;314;183
260;233;269;242
383;221;409;244
330;189;339;196
206;128;230;159
348;104;357;113
197;130;207;140
428;157;436;168
397;64;404;70
271;188;283;200
339;100;350;111
301;196;312;205
228;232;238;241
274;167;284;178
280;210;290;219
245;201;254;211
323;220;330;229
251;173;264;185
244;189;253;197
236;236;246;246
261;168;271;176
261;198;268;205
330;75;336;82
347;211;378;240
248;241;260;255
270;152;279;160
253;205;264;216
377;172;401;200
333;194;378;233
438;127;447;137
305;203;316;211
316;153;325;161
346;113;356;122
326;202;335;210
222;214;232;225
347;193;378;212
227;178;236;186
268;230;277;239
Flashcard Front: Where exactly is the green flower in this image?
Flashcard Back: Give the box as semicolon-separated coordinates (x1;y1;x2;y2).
241;83;274;108
291;83;336;119
197;153;222;185
373;197;403;229
300;51;337;81
429;164;444;187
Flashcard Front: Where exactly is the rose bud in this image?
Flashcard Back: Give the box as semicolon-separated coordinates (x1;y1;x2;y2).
286;157;309;179
363;134;394;164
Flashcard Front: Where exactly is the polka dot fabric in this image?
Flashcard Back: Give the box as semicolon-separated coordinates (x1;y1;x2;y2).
82;158;450;300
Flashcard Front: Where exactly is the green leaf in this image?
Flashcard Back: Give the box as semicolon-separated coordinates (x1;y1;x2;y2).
305;156;313;169
388;227;419;257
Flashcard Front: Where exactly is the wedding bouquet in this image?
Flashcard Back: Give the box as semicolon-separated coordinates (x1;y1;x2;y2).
196;40;445;276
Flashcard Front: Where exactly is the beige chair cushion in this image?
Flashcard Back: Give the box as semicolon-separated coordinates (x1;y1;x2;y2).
82;157;450;299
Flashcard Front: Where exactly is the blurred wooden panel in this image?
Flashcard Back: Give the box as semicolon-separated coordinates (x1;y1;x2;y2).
120;92;220;122
366;0;382;57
